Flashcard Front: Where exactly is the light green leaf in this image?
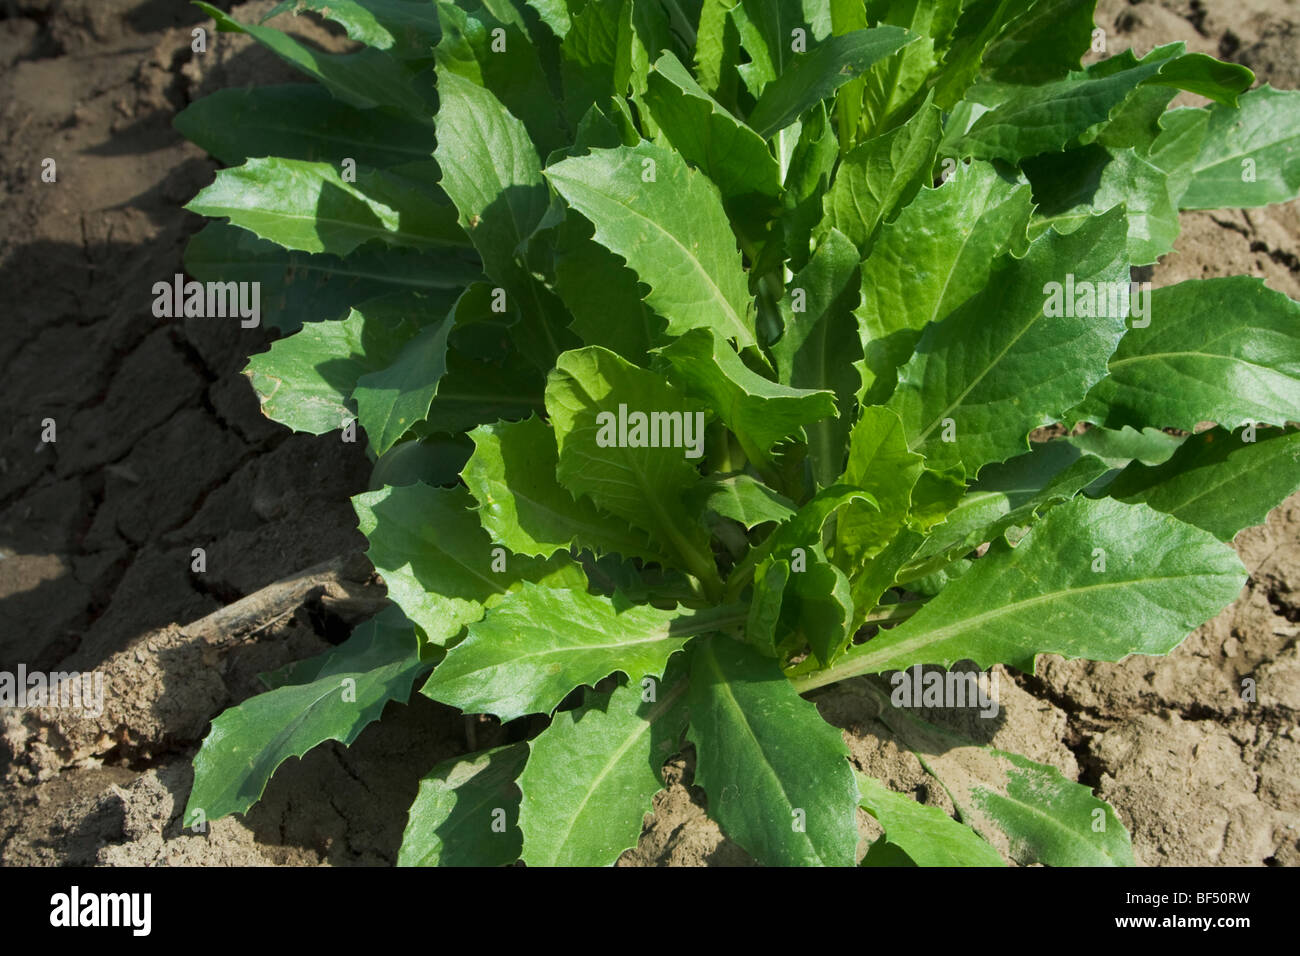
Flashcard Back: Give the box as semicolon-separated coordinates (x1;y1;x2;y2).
399;743;528;866
1072;276;1300;432
644;51;780;201
693;0;737;96
856;159;1033;406
462;415;661;561
545;346;717;583
244;291;455;435
1103;426;1300;541
771;227;862;487
953;47;1251;163
545;142;756;346
1066;424;1185;469
886;207;1129;477
422;583;735;720
781;102;838;270
688;637;859;866
353;484;576;645
186;158;464;255
1177;86;1300;210
787;559;855;665
552;214;663;365
689;474;797;529
834;406;924;565
860;682;1136;866
856;773;1005;866
434;69;547;284
746;26;917;138
906;439;1112;569
559;0;634;127
821;96;942;253
658;328;837;470
186;606;426;822
1026;146;1180;265
796;496;1246;683
353;311;454;455
518;670;688;866
435;0;566;157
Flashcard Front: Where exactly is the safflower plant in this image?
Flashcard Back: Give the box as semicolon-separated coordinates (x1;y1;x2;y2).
174;0;1300;866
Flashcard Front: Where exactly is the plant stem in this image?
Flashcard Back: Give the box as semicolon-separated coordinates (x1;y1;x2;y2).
861;599;925;624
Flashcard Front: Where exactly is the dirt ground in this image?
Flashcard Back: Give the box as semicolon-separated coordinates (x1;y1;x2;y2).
0;0;1297;867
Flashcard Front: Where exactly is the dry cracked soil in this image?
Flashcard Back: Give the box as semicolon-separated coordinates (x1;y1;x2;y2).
0;0;1298;867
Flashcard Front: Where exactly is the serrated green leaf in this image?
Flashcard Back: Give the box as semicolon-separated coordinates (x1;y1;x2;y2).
821;96;942;253
1177;86;1300;210
693;0;737;96
907;439;1111;568
423;583;737;720
434;68;575;366
182;222;478;333
644;51;780;201
399;743;528;866
688;636;859;866
545;346;718;584
838;526;925;632
856;159;1033;406
834;406;924;565
560;0;635;127
658;328;836;470
353;483;577;645
772;227;862;487
545;142;756;346
1026;146;1179;265
746;26;917;138
353;310;454;455
196;2;432;116
688;474;797;529
186;605;426;822
952;48;1251;164
173;84;437;167
463;415;661;561
1072;276;1300;432
796;496;1246;683
526;0;573;37
859;682;1136;866
929;0;1030;110
434;69;547;279
980;0;1095;85
1104;426;1300;541
518;669;688;866
730;0;794;96
886;207;1129;477
186;158;464;255
1066;424;1184;469
786;559;854;665
552;212;663;365
245;291;455;435
856;773;1005;866
435;0;566;157
781;102;838;270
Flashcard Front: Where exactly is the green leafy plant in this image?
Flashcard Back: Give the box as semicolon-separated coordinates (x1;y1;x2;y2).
175;0;1300;866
